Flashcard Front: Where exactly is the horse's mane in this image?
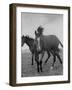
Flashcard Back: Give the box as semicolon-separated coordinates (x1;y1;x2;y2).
25;35;34;41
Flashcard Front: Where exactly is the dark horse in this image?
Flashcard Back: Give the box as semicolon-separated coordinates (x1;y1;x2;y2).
35;26;63;72
21;35;52;72
21;35;35;65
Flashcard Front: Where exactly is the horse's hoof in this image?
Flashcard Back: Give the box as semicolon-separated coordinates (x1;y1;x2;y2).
50;66;53;70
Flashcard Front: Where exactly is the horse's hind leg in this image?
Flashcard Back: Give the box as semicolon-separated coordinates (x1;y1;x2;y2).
52;54;56;68
50;51;56;69
56;53;62;64
45;51;51;63
32;53;34;65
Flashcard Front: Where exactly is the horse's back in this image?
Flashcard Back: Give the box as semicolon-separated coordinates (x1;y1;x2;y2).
40;35;59;50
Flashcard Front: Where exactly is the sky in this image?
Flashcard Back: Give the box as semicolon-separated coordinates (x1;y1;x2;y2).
21;12;63;50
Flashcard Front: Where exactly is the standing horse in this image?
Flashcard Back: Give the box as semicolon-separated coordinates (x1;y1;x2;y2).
21;35;51;72
21;35;35;65
35;29;63;72
21;35;43;72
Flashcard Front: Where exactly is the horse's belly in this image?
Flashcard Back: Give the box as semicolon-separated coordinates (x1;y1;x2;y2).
43;41;58;50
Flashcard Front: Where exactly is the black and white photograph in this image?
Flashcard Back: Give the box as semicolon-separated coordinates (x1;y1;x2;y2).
9;4;70;86
21;13;63;77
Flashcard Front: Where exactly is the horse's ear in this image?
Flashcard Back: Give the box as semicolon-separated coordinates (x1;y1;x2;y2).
22;35;25;38
21;35;25;39
23;35;24;37
35;30;37;36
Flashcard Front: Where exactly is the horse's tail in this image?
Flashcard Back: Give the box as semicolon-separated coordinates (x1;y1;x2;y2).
59;40;63;48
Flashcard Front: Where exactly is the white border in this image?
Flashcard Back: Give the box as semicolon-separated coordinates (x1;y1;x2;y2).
16;7;68;83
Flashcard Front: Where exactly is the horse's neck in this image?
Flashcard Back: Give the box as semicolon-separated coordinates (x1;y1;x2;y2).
26;39;33;49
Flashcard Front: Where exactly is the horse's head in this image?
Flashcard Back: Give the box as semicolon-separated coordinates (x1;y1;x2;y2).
37;26;44;35
22;35;31;47
35;30;40;38
35;31;41;51
21;35;26;47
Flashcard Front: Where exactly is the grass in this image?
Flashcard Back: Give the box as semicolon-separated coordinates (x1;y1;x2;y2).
21;50;63;77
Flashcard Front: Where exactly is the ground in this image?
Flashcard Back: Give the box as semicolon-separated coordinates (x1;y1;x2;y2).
21;50;63;77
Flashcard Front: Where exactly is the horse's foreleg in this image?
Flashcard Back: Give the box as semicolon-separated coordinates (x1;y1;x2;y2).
35;52;40;72
36;59;40;72
45;51;51;63
40;52;44;72
35;59;40;72
40;60;42;72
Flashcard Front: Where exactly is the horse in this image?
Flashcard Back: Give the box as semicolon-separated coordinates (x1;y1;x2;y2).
21;35;51;72
21;35;44;72
21;35;35;65
35;30;63;72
